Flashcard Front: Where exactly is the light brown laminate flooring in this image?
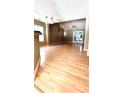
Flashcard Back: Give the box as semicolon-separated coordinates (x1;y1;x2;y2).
35;44;89;93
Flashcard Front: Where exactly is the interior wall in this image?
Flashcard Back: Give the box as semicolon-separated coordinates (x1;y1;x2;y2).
59;19;86;43
34;19;47;45
47;19;87;46
34;31;41;72
84;17;89;51
64;30;73;41
49;23;64;44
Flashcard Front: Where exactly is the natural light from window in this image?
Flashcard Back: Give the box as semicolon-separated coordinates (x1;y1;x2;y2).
34;25;44;42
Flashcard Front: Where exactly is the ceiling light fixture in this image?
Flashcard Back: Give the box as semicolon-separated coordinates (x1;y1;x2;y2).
45;16;54;24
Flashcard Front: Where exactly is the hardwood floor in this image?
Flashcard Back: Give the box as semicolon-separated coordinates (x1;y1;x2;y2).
34;44;89;93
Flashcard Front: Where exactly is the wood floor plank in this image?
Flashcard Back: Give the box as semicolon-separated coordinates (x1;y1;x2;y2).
35;44;89;93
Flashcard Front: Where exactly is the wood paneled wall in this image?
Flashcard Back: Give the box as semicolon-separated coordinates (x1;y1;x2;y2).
59;19;86;43
48;19;86;45
49;23;64;44
34;19;87;46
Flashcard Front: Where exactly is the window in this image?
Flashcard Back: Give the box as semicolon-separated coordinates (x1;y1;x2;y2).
34;25;44;42
73;31;84;43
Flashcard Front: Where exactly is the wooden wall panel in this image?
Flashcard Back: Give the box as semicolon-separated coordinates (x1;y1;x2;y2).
49;23;64;45
59;19;86;42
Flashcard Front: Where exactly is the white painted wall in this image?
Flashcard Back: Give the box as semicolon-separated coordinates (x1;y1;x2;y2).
84;16;89;55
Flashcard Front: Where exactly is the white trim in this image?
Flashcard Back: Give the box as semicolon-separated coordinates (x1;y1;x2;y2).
83;48;89;56
87;51;89;56
83;48;87;51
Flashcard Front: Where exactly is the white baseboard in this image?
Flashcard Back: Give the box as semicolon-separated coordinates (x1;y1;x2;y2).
83;49;89;56
87;51;89;56
83;49;87;51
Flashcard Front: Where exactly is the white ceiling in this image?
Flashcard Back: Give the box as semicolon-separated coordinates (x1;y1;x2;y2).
34;0;88;23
